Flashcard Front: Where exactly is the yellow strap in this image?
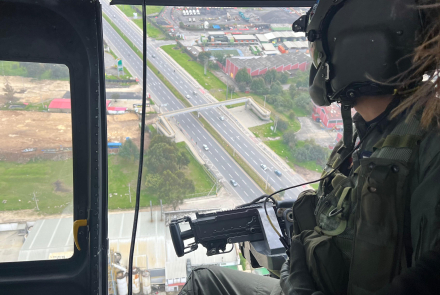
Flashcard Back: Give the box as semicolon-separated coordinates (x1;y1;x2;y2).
73;219;88;251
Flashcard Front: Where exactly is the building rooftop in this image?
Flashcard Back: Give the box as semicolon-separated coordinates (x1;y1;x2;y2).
261;43;276;51
233;34;257;40
283;41;308;49
48;98;71;110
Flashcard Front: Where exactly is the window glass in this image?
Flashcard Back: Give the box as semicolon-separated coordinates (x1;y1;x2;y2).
101;4;335;293
0;61;73;263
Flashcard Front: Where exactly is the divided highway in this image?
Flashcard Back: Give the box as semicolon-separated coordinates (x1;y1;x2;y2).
103;19;263;203
102;2;307;199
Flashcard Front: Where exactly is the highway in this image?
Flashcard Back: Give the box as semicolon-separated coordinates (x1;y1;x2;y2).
103;19;264;203
102;2;307;199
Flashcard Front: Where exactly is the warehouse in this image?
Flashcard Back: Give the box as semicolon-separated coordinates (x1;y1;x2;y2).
255;31;305;43
232;34;258;44
223;52;310;78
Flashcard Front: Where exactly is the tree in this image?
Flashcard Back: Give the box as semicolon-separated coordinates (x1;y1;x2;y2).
3;79;17;102
278;72;289;84
292;70;309;89
158;170;195;210
294;92;313;113
177;151;190;170
264;69;278;86
50;64;69;80
145;142;178;174
118;138;139;162
277;119;289;131
238;82;247;92
269;81;283;96
283;130;297;147
250;77;267;95
198;51;211;63
213;52;226;66
235;68;252;85
289;84;297;99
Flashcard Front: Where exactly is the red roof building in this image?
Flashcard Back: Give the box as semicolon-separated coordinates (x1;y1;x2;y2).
48;99;111;113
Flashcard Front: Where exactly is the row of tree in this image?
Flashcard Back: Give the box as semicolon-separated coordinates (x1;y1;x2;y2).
118;135;195;210
144;135;194;210
282;131;329;165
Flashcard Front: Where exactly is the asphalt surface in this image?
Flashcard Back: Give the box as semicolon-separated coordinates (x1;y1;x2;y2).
103;19;263;203
102;2;307;200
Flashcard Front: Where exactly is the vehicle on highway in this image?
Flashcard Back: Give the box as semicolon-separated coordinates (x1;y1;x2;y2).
219;116;225;121
152;54;156;58
260;164;268;171
230;179;238;187
202;144;209;151
186;94;191;99
193;90;197;95
274;170;282;177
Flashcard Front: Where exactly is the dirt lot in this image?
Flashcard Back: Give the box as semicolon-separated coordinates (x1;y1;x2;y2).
0;111;143;152
0;76;70;105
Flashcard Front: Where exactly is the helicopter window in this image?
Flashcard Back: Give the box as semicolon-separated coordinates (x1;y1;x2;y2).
0;61;73;263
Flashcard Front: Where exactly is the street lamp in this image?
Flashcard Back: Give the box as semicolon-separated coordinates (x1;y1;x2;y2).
264;95;267;107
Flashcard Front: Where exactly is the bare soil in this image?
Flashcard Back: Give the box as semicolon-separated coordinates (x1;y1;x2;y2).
0;111;145;153
0;76;70;104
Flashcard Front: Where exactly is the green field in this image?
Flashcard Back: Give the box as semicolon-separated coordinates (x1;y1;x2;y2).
249;119;300;139
0;142;214;215
265;140;323;173
161;45;231;100
116;5;165;39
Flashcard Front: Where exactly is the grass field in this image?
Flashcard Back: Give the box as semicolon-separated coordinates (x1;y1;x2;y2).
0;142;214;215
116;5;165;39
265;140;323;173
0;159;74;215
161;45;230;100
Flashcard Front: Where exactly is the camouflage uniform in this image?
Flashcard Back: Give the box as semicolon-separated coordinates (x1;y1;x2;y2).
180;103;440;295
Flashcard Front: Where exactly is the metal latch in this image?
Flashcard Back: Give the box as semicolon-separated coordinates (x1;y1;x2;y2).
73;219;88;251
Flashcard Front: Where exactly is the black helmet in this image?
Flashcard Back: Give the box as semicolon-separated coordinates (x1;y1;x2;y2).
292;0;423;147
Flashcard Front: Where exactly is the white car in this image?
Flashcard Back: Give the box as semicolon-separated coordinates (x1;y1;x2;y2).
260;164;268;171
186;94;191;99
219;116;225;121
202;144;209;151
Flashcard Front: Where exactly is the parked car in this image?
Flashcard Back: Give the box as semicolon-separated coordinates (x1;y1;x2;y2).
260;164;268;171
230;179;238;187
202;144;209;151
274;170;282;177
219;116;225;121
186;94;191;99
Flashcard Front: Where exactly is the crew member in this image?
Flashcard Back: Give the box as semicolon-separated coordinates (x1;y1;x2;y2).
180;1;440;294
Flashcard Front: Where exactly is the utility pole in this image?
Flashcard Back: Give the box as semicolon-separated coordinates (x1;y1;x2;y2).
33;192;39;211
274;115;279;133
264;95;267;107
204;58;208;75
129;184;131;203
226;84;228;100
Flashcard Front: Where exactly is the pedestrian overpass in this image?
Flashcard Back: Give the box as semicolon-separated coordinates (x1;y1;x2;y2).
155;97;271;139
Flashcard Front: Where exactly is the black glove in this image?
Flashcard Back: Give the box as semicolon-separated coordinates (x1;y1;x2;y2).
279;238;325;295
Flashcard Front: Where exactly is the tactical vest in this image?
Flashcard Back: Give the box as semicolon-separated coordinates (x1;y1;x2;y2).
308;115;425;295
